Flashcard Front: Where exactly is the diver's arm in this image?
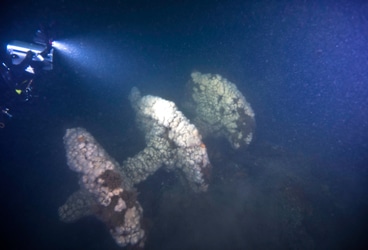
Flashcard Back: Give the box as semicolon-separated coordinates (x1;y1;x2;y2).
17;51;34;71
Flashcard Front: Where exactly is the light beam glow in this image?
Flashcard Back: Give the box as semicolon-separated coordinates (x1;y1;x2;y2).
52;35;132;87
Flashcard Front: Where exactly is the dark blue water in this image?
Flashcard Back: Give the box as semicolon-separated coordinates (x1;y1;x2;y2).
1;0;367;249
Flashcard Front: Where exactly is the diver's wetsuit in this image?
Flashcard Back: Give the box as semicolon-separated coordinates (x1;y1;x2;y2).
0;51;35;126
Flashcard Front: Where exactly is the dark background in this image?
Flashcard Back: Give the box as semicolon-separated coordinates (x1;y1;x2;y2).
0;0;367;249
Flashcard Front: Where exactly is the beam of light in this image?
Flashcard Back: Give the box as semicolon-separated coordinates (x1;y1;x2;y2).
52;35;133;88
52;39;83;64
52;40;79;56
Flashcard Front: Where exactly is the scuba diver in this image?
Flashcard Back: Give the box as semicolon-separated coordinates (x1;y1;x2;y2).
0;27;54;128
